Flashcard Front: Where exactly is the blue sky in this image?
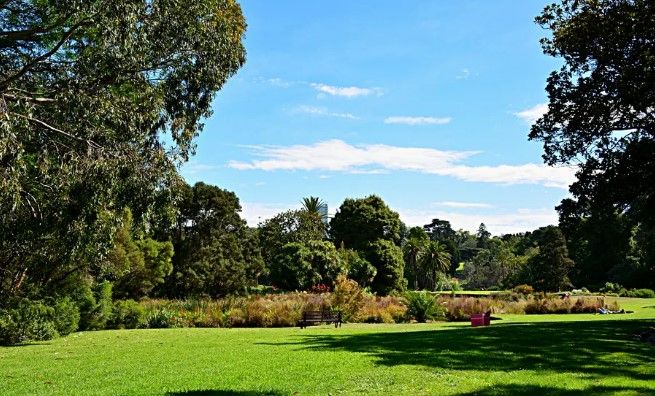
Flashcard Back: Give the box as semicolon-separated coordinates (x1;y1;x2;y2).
180;0;574;235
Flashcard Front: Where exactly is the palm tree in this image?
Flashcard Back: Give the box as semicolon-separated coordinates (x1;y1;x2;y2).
301;196;327;221
403;236;428;290
421;241;452;291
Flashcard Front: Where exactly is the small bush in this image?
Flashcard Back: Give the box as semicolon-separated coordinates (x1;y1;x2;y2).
330;275;365;322
146;308;179;328
0;299;58;345
524;296;605;314
404;291;443;322
622;288;655;298
356;296;407;323
52;297;80;336
513;284;534;295
110;300;146;329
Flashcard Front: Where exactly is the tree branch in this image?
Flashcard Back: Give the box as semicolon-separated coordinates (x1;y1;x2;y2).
9;111;102;149
0;17;91;89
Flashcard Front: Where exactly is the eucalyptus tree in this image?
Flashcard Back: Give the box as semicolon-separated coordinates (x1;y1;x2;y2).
0;0;247;299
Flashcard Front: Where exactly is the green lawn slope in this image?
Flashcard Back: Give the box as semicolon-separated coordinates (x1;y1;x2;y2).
1;297;654;395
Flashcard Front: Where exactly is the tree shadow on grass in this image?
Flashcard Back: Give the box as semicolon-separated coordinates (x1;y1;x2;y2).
267;319;655;390
167;390;287;396
457;383;650;395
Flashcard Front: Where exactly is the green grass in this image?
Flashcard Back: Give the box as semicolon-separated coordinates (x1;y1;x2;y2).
2;298;654;395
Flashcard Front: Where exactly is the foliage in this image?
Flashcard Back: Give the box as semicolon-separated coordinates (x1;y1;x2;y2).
513;284;534;295
524;297;612;315
463;241;527;290
338;248;376;287
365;239;406;295
354;296;408;323
269;240;345;291
0;0;247;301
109;300;146;329
524;226;575;291
330;195;403;252
404;291;443;322
419;241;452;291
330;275;365;321
106;209;174;299
79;281;113;331
301;196;328;223
52;297;80;337
403;226;429;290
532;0;655;289
164;182;264;297
258;209;326;273
0;299;58;345
622;288;655;298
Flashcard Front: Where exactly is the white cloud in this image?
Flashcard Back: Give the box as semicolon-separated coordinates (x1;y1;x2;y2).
434;201;493;209
514;103;548;124
292;105;359;120
384;116;452;126
179;162;218;176
240;202;298;226
228;139;576;189
267;77;292;88
310;83;382;98
397;207;558;235
456;68;471;80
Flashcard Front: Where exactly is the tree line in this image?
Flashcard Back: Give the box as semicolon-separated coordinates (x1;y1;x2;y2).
1;0;653;332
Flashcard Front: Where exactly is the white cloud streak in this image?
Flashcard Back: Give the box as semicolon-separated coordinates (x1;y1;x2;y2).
434;201;493;209
292;105;359;120
310;83;382;98
384;116;452;125
514;103;548;124
397;207;558;235
228;139;575;189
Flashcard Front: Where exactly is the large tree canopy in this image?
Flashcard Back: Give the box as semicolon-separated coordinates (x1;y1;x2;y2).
330;195;403;252
530;0;655;220
0;0;246;299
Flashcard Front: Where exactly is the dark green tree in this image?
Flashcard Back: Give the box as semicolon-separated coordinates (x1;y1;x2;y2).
338;248;377;288
269;240;345;291
526;226;575;291
164;182;264;297
0;0;246;300
258;209;326;272
365;239;406;295
420;241;452;291
403;227;429;290
330;195;403;252
104;209;173;299
531;0;655;286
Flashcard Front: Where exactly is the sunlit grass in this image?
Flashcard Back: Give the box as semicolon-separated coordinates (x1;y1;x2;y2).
1;298;653;395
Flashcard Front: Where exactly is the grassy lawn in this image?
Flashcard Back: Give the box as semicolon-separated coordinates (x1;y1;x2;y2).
1;298;654;396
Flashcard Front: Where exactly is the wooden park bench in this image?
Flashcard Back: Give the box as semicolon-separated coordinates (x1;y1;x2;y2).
298;310;342;329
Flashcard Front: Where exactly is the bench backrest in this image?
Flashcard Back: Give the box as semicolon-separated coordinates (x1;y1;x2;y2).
303;310;339;321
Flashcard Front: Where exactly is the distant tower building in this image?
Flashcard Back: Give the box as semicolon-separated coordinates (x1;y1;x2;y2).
318;203;328;225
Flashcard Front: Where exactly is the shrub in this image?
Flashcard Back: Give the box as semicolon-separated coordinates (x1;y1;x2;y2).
524;296;605;314
600;282;622;293
78;281;114;330
110;300;146;329
622;288;655;298
404;291;443;322
440;297;497;321
330;275;365;322
355;296;407;323
0;300;58;345
145;308;179;328
513;284;534;295
52;297;80;336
